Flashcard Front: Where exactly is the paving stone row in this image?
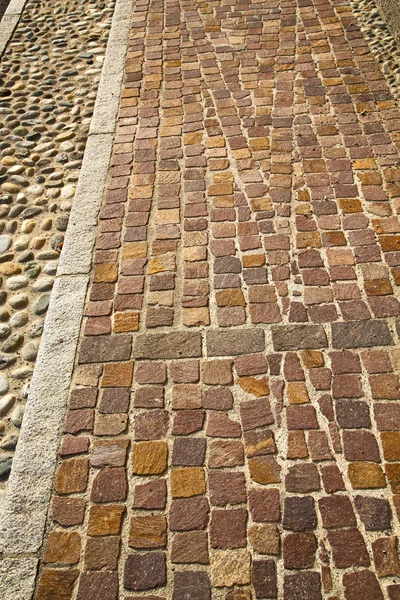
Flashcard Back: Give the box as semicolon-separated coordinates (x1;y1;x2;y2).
0;0;114;497
31;0;400;597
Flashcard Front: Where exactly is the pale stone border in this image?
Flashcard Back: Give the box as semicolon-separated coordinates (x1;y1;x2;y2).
0;0;28;56
0;0;133;595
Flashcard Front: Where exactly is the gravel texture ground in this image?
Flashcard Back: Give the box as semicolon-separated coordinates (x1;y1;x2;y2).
0;0;114;506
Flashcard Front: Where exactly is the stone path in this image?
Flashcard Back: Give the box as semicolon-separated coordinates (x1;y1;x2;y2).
4;0;400;596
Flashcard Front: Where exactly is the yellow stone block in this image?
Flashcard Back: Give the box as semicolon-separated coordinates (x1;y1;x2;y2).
348;462;386;489
211;550;251;587
286;382;310;404
182;308;210;327
113;312;139;332
93;263;118;283
238;377;270;397
170;467;206;497
122;242;147;259
132;441;168;475
147;254;176;274
216;289;245;307
154;209;180;224
248;456;281;484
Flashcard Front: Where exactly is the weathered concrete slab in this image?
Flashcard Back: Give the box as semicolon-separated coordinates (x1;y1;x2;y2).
0;558;38;599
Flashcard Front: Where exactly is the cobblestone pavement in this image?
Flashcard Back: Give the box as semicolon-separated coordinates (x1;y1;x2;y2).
31;0;400;597
0;0;114;500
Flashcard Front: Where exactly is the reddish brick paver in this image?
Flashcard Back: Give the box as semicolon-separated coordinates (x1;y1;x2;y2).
34;0;400;597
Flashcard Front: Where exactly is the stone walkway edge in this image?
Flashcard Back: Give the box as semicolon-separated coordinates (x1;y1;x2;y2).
0;0;133;596
0;0;28;57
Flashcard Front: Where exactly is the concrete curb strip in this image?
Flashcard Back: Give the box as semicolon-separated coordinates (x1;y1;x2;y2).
0;0;29;56
0;558;38;599
0;0;133;595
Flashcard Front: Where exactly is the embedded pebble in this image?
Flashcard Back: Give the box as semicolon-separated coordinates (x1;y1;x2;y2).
6;275;28;290
21;342;37;362
10;312;28;327
61;185;75;198
0;355;16;370
44;262;57;275
56;215;69;231
11;367;33;380
9;294;28;309
33;293;50;315
0;395;15;417
2;333;24;353
2;183;20;195
21;220;35;234
60;201;72;212
24;262;41;278
0;375;9;396
0;263;21;276
26;184;44;197
0;235;12;254
1;434;18;451
0;325;10;339
0;310;10;322
11;405;24;428
27;321;44;338
0;455;12;478
33;278;53;292
13;237;29;251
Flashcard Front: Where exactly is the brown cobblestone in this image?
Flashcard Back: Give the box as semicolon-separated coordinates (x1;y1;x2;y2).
343;571;384;600
36;569;79;600
171;531;209;564
124;553;166;591
77;572;118;600
129;515;167;549
87;504;125;536
54;458;89;495
43;531;81;564
84;537;120;570
51;497;85;527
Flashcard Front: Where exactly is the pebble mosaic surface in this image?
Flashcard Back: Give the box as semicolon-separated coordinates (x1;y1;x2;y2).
6;0;400;596
348;0;400;102
0;0;114;503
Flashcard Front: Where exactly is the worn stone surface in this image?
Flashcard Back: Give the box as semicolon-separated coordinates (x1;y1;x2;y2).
134;332;202;359
332;321;394;348
272;325;328;351
206;329;265;356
